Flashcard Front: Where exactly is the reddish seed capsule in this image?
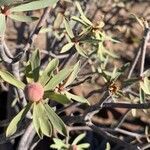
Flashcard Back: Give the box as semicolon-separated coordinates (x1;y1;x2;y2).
24;82;44;102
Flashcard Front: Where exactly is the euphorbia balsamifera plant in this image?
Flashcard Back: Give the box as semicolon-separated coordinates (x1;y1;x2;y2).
0;49;89;138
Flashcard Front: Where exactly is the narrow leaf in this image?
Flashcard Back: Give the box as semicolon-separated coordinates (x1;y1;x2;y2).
140;77;150;95
75;43;88;58
44;91;72;104
9;13;38;22
0;70;26;89
30;49;40;82
6;103;32;137
71;16;87;26
44;104;67;136
39;58;59;86
38;103;52;137
35;102;52;137
64;61;80;87
77;143;90;149
65;91;90;105
60;42;74;53
10;0;58;12
40;27;52;33
39;116;52;137
105;142;111;150
64;18;74;38
33;103;43;138
72;133;86;145
44;68;73;91
75;1;92;26
139;88;145;103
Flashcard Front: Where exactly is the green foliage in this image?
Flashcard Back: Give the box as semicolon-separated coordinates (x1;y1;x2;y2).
44;104;67;136
1;49;90;138
44;67;73;91
63;61;80;87
39;58;59;86
140;69;150;95
9;13;38;22
65;91;90;105
0;0;149;149
6;103;32;137
64;18;75;39
0;70;26;89
9;0;58;12
0;0;58;34
44;91;72;105
140;77;150;95
50;133;90;150
33;102;52;138
105;142;111;150
30;49;40;82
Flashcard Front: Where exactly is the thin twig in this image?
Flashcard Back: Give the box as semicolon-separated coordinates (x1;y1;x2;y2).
18;123;36;150
127;47;141;79
87;121;137;149
140;27;150;75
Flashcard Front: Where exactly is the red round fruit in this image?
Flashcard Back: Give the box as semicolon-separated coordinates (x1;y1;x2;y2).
24;82;44;102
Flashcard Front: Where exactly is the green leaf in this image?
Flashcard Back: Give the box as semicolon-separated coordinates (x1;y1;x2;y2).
140;77;150;95
105;142;111;150
44;104;67;136
44;67;73;91
140;88;145;103
44;91;72;104
9;13;38;22
39;115;52;137
6;103;32;137
63;61;80;87
71;16;87;26
75;43;88;58
60;42;74;53
75;1;92;26
34;102;52;137
0;0;13;6
10;0;58;12
72;133;86;145
111;63;130;81
65;91;90;105
33;103;43;138
39;58;59;86
25;61;34;83
64;18;74;38
40;27;52;33
30;49;40;82
53;138;66;147
77;143;90;149
0;14;6;35
50;138;68;149
0;70;26;89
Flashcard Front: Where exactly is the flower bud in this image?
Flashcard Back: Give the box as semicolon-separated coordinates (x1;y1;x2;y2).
24;82;44;102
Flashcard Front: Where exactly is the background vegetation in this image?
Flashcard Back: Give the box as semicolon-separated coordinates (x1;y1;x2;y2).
0;0;150;150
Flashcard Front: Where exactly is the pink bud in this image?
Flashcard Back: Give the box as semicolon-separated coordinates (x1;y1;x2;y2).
24;82;44;102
